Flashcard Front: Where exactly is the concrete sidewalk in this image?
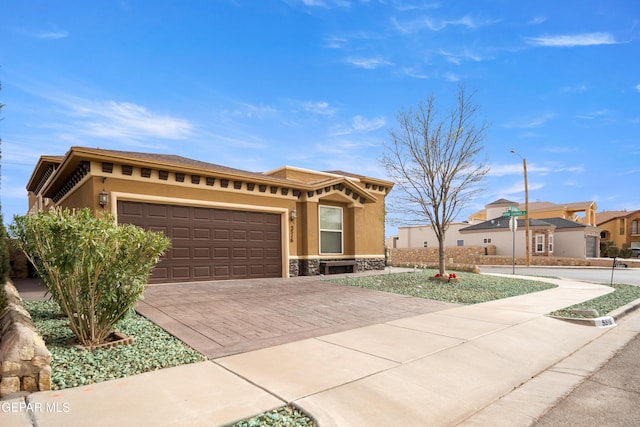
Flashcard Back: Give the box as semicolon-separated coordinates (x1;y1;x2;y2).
3;274;639;426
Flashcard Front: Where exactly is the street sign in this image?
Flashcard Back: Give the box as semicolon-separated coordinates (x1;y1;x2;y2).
502;209;526;217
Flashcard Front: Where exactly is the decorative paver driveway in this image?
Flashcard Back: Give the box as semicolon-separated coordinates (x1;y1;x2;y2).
136;275;458;358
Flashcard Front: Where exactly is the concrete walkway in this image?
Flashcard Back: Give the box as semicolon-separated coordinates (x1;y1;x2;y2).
3;274;639;426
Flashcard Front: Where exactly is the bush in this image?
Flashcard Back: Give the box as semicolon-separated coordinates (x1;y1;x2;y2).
0;213;10;284
608;245;620;258
619;248;632;258
10;208;170;348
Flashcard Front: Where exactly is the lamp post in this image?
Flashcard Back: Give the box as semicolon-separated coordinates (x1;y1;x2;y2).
511;150;530;267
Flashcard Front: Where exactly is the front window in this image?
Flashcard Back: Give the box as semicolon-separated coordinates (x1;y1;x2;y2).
535;234;545;253
548;235;554;253
632;220;638;235
319;205;343;254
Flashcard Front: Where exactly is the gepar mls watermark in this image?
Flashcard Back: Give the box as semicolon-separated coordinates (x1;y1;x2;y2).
1;401;70;414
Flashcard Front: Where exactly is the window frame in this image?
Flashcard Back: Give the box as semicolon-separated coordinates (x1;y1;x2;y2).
535;234;545;253
319;205;344;255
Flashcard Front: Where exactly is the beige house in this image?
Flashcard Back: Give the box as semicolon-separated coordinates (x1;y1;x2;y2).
391;199;601;258
26;146;393;283
596;210;640;249
469;199;598;226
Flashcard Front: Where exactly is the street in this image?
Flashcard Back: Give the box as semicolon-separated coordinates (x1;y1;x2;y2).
480;266;640;286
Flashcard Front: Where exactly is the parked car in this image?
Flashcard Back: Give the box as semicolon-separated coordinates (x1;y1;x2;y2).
631;248;640;258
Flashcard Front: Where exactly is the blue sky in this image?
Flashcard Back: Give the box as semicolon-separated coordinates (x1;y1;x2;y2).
1;0;639;234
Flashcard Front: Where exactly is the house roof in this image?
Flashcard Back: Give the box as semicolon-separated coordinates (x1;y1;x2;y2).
486;198;518;206
595;210;640;225
460;216;590;232
460;216;553;231
27;146;391;204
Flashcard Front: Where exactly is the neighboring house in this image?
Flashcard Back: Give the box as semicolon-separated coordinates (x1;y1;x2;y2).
389;221;483;249
391;199;601;258
469;198;598;226
596;210;640;249
26;146;393;283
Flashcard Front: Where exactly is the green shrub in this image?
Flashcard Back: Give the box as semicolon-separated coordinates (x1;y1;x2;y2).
10;208;170;348
0;213;10;284
619;248;632;258
608;245;620;258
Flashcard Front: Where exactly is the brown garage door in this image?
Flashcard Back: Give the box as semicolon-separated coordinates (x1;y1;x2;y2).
117;201;282;283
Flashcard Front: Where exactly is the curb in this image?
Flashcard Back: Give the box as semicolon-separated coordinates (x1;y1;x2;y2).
550;297;640;327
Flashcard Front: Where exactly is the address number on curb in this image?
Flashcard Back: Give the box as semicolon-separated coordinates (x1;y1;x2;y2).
594;316;616;328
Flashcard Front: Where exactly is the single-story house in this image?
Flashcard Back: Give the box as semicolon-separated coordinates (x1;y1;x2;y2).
26;146;393;283
390;199;601;258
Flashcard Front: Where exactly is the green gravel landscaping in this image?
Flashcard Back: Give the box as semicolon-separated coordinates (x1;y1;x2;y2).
23;300;206;390
550;283;640;318
331;269;556;304
232;406;317;427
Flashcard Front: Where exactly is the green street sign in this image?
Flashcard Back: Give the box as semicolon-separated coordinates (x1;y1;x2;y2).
502;209;526;217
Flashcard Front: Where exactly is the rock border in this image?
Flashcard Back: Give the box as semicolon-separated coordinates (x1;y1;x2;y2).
0;280;51;398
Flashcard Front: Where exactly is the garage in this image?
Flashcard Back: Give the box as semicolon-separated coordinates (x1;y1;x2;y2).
117;201;282;283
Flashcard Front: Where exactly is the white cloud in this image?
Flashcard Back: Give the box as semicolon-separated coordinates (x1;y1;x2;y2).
440;48;492;64
502;113;555;129
575;109;609;120
392;14;498;34
489;163;550;177
528;16;547;25
561;85;588;93
331;114;386;136
225;102;278;119
67;100;195;140
324;36;348;49
344;57;393;69
526;32;618;47
442;72;460;82
302;100;337;116
635;84;640;93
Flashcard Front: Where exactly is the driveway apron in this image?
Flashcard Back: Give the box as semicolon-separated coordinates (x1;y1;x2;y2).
135;275;458;358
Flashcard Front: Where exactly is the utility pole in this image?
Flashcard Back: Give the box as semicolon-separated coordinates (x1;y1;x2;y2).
511;150;530;266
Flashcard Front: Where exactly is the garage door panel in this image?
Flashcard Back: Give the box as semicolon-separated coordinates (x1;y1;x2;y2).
171;247;190;259
193;228;210;240
232;265;248;276
117;201;282;283
148;204;168;218
193;266;211;278
121;202;144;217
232;230;247;241
233;248;248;259
193;248;211;259
171;206;190;220
193;208;210;221
250;248;264;258
214;265;230;277
214;229;230;241
172;227;190;239
265;231;280;242
214;248;230;259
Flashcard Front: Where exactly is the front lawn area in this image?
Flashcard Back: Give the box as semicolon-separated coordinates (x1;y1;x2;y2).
331;269;556;304
550;283;640;318
23;300;206;390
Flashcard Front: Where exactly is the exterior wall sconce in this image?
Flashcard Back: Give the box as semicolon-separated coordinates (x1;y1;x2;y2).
99;190;109;208
290;209;297;222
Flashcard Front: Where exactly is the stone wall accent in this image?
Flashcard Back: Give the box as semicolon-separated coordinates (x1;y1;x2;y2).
299;259;320;276
388;247;592;268
356;257;386;272
0;280;51;398
289;259;300;277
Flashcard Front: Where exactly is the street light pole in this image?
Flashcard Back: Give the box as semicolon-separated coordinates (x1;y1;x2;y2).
511;150;530;267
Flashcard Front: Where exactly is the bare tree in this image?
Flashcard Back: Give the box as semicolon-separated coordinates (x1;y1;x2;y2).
382;86;489;275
